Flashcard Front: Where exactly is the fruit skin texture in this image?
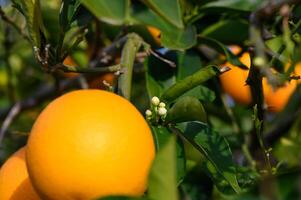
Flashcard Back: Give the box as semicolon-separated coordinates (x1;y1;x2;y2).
219;52;252;105
26;90;155;200
0;147;40;200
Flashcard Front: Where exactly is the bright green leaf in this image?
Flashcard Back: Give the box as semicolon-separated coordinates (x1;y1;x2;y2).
148;136;179;200
12;0;45;47
81;0;129;25
150;126;186;183
131;4;196;50
161;65;221;102
166;96;207;123
143;0;183;29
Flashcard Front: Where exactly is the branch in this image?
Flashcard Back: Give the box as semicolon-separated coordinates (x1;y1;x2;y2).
0;78;83;120
55;63;121;74
0;103;21;146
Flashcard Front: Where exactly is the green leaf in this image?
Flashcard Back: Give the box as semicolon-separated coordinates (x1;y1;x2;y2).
174;122;241;193
181;85;216;102
143;0;183;29
161;26;197;50
59;0;81;32
201;0;262;12
198;36;248;69
12;0;45;47
176;50;203;80
201;19;249;44
81;0;130;25
161;65;221;103
148;136;179;200
150;126;186;183
131;4;196;50
166;96;207;123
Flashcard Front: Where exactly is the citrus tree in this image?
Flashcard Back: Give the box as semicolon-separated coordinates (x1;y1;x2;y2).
0;0;301;199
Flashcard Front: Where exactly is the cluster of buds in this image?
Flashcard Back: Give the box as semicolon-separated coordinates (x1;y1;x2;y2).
145;96;167;122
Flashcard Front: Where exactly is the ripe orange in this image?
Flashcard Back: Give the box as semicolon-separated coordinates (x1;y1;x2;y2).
26;90;155;200
219;52;252;105
147;26;161;44
0;147;40;200
263;62;301;112
220;50;300;112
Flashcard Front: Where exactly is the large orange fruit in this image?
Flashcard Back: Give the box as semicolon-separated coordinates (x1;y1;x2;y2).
26;90;155;200
263;63;301;112
219;52;252;105
0;147;40;200
220;50;300;112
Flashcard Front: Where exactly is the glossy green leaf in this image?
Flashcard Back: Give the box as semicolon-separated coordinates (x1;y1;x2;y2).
81;0;129;25
175;122;241;193
161;65;221;102
198;36;247;69
201;19;249;44
148;136;179;200
12;0;45;47
150;126;186;183
166;96;207;123
143;0;183;29
131;4;196;50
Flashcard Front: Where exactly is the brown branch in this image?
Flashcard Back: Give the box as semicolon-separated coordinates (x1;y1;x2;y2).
0;78;82;120
0;102;21;145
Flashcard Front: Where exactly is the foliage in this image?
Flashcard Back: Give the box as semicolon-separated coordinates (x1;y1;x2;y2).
1;0;301;199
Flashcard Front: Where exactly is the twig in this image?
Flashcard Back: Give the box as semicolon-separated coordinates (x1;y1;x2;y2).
0;102;21;146
147;48;176;68
0;78;83;120
55;63;121;74
0;6;30;42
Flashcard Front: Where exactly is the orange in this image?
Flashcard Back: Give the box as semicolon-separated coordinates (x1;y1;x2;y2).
263;62;301;112
0;147;40;200
263;78;297;112
219;52;252;105
26;90;155;200
147;26;161;44
220;50;300;112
